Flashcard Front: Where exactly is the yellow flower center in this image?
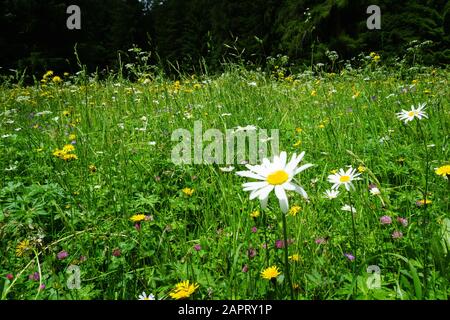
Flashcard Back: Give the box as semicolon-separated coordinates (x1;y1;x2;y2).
339;175;351;183
267;170;289;185
408;111;415;117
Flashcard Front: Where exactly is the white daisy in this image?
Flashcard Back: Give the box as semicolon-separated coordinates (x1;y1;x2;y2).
138;291;155;300
396;103;428;123
219;166;235;172
369;187;380;195
236;151;313;213
328;167;361;191
341;204;356;213
323;189;339;199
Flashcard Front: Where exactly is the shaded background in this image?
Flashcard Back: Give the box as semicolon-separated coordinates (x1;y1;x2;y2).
0;0;449;77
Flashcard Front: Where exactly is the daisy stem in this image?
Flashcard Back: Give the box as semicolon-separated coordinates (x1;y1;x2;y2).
263;210;270;266
417;120;430;296
347;191;357;297
281;210;294;299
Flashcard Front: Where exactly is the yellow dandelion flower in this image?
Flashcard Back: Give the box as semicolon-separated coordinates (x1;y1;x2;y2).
261;266;281;280
412;79;418;85
295;127;303;133
182;188;194;196
62;110;70;117
53;149;66;158
417;199;432;206
435;165;450;177
62;153;78;161
357;165;366;173
288;205;301;216
68;134;76;140
250;210;260;218
16;240;31;257
318;124;325;129
289;254;300;262
62;144;75;153
169;280;199;300
52;76;62;83
43;70;54;79
130;214;146;222
193;83;201;90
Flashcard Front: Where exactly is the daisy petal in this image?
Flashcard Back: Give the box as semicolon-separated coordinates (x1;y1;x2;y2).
274;185;289;213
294;163;314;175
236;171;266;180
293;184;308;199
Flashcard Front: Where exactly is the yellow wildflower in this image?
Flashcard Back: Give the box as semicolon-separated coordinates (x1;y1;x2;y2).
130;214;146;222
62;144;75;153
435;165;450;177
169;280;199;300
182;188;194;196
289;254;300;262
261;266;281;280
62;153;78;161
288;205;301;216
16;240;31;257
250;210;260;218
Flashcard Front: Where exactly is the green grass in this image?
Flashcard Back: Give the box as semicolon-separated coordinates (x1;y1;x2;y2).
0;62;449;300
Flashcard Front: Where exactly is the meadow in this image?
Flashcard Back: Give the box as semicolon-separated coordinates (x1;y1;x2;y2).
0;53;449;300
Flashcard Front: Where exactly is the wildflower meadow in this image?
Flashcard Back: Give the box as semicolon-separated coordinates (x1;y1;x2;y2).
1;48;449;301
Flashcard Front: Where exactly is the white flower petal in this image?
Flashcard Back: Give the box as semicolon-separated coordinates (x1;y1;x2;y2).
274;185;289;213
294;163;314;175
236;171;266;181
292;184;308;199
242;181;269;191
258;185;274;200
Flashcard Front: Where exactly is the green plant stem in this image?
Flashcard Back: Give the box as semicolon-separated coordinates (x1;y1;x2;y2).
262;210;270;266
33;249;43;300
416;120;430;296
281;210;294;299
347;191;357;297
